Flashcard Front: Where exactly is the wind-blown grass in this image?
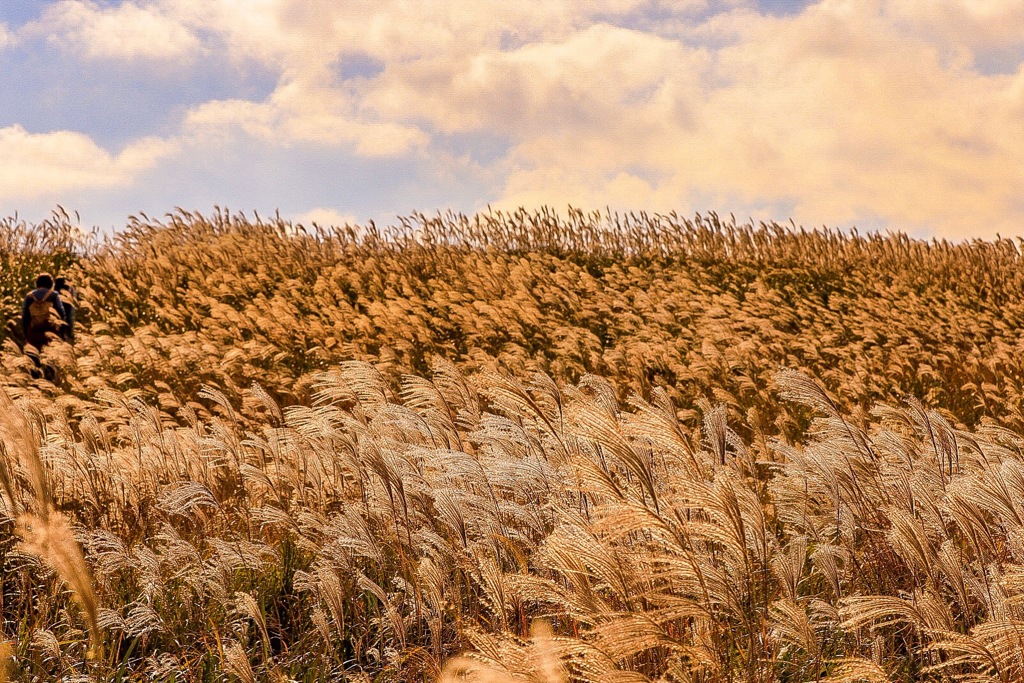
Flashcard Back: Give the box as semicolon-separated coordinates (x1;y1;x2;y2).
7;208;1024;428
0;209;1023;681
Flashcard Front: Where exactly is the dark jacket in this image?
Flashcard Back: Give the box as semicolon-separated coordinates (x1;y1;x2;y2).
56;286;77;341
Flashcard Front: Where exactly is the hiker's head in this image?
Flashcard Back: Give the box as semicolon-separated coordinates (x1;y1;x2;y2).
35;273;54;290
54;277;69;291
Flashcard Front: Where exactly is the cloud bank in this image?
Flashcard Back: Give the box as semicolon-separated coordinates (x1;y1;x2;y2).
38;0;203;60
2;0;1024;238
0;125;175;198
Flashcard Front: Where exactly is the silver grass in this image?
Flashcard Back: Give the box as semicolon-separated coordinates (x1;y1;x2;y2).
222;641;257;683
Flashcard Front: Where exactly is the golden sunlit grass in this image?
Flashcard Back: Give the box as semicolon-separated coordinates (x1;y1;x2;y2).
1;208;1024;680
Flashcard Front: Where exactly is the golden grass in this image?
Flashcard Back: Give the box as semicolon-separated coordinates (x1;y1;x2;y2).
0;209;1024;680
0;387;101;663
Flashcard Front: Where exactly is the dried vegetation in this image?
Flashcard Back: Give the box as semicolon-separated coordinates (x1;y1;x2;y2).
0;208;1023;681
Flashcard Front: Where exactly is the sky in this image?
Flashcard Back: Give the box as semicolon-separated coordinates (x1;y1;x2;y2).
2;0;1024;239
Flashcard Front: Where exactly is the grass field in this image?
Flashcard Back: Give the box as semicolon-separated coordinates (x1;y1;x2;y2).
2;208;1024;681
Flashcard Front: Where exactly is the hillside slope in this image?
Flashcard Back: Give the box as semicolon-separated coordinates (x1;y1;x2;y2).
5;208;1024;429
1;209;1024;681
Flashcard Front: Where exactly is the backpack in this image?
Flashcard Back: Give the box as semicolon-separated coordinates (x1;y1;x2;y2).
27;287;58;330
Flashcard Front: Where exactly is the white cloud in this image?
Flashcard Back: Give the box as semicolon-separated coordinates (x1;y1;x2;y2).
455;2;1024;237
38;0;202;61
683;2;1024;236
158;0;300;67
367;24;708;136
0;22;16;51
494;165;672;216
183;99;277;141
0;125;176;200
293;208;358;228
885;0;1024;55
8;0;1024;237
182;87;429;156
140;1;707;77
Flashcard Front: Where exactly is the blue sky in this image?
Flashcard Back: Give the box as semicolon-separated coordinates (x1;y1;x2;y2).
1;0;1023;238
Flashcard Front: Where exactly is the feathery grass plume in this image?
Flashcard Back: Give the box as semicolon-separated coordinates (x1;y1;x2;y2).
18;522;103;660
222;641;257;683
440;621;566;683
233;591;271;658
770;598;820;661
12;210;1024;679
123;601;165;638
0;387;101;659
0;387;48;511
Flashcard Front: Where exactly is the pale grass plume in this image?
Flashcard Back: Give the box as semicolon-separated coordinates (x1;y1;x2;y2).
223;641;257;683
440;621;566;683
0;387;102;658
822;657;892;683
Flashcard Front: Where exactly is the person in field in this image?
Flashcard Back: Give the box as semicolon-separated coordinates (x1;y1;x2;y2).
54;276;77;342
22;273;67;364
